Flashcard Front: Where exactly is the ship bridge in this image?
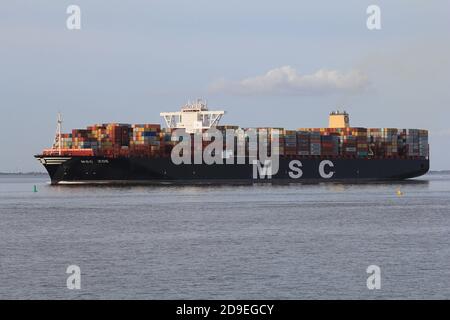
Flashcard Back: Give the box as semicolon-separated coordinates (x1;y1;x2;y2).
160;99;225;133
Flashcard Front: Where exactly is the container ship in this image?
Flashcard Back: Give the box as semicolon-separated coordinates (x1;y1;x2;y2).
35;99;429;184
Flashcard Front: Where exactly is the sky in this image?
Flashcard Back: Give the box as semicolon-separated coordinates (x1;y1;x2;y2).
0;0;449;171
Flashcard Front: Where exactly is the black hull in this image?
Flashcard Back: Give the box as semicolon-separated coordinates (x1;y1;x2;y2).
35;155;429;185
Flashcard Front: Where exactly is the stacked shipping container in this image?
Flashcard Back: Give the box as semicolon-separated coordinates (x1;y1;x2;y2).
51;123;428;159
284;130;297;156
296;131;310;156
130;124;161;157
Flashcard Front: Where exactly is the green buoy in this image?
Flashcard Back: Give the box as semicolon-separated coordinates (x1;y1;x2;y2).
33;185;38;193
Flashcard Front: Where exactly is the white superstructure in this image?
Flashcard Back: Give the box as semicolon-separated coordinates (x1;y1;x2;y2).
160;99;225;133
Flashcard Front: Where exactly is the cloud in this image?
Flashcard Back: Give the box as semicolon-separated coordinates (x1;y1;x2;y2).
209;65;369;95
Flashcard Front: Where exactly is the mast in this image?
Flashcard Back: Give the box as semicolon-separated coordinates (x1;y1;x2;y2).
53;112;62;155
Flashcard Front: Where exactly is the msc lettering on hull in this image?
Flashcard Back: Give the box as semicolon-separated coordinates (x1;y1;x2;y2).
253;159;335;180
